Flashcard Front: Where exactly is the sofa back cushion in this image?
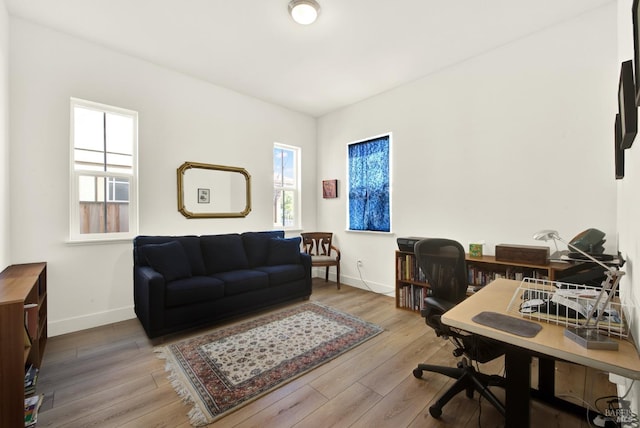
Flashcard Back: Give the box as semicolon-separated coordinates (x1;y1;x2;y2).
134;235;206;276
142;241;192;281
266;237;301;265
175;236;207;275
241;230;285;267
201;233;249;273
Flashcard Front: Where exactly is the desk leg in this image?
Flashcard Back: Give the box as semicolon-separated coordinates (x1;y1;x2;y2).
505;350;532;428
531;357;599;420
537;357;555;397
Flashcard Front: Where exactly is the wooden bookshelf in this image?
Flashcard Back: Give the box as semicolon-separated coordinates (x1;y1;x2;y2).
466;254;569;288
395;251;569;313
0;262;47;427
395;251;429;312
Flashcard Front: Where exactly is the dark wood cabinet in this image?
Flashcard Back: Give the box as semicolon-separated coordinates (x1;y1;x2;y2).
0;262;47;427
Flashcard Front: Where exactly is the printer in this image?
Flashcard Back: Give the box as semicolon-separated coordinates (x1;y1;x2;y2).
396;237;428;253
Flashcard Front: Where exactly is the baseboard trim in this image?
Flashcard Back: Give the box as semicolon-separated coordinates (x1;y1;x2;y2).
311;269;394;295
48;306;136;337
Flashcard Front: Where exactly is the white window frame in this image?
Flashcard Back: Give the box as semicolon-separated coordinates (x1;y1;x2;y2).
273;143;301;230
69;98;139;242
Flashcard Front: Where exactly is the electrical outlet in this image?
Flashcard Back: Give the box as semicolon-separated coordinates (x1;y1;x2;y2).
357;259;363;267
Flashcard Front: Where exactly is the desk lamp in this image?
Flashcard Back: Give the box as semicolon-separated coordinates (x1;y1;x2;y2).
533;230;624;350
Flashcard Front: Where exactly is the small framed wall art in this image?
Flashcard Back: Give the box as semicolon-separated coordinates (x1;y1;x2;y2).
322;179;338;198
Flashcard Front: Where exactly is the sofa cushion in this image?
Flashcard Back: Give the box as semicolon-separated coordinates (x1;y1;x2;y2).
135;236;206;276
143;241;192;281
212;269;269;296
266;237;301;266
175;236;207;276
241;230;285;267
255;264;306;286
201;234;249;273
165;276;225;308
135;236;179;266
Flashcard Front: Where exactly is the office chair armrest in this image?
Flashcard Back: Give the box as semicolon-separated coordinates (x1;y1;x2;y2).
424;296;456;315
422;296;457;337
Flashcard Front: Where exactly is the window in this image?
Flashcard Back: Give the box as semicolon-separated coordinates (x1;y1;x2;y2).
70;98;138;241
348;134;391;232
273;143;300;229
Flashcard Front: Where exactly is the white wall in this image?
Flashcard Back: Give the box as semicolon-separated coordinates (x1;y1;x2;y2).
616;0;640;416
9;18;317;336
317;5;618;295
0;0;9;271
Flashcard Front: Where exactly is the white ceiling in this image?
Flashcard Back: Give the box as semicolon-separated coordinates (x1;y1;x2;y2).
5;0;614;117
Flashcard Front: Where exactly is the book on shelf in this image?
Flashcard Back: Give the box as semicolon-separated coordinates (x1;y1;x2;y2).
24;324;32;348
24;303;38;341
24;364;39;395
467;265;550;287
24;394;43;427
397;253;427;283
398;284;427;311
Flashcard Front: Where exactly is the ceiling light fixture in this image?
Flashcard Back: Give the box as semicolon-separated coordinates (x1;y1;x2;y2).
288;0;320;25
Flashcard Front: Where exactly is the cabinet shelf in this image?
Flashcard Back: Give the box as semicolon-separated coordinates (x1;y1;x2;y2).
395;251;569;314
0;262;47;428
395;251;429;312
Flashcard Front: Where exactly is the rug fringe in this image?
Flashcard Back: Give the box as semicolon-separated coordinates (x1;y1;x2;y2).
187;404;209;427
154;347;209;427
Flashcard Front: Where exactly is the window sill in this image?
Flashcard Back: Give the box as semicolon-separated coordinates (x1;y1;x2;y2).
66;236;134;246
345;229;394;235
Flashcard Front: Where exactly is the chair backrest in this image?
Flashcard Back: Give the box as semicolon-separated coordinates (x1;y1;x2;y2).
301;232;334;256
414;238;467;305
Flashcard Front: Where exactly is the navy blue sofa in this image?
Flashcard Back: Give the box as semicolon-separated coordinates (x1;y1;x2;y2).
133;231;312;338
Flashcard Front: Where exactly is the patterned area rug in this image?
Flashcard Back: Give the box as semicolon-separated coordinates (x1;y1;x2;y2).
156;302;383;426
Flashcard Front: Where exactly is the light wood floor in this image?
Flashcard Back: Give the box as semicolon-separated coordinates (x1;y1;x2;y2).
35;279;615;427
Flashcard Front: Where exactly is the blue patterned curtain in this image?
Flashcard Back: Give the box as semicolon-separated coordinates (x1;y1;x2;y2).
348;136;390;232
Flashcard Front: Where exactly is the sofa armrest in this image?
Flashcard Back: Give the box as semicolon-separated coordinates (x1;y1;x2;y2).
300;252;312;270
300;252;313;292
134;266;166;338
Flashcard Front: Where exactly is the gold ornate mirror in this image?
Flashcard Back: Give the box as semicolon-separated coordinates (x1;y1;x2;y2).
177;161;251;218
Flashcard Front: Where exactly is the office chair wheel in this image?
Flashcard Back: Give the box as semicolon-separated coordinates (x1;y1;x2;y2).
429;405;442;418
412;368;423;379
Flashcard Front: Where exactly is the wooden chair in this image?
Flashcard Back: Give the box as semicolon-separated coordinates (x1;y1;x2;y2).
301;232;341;289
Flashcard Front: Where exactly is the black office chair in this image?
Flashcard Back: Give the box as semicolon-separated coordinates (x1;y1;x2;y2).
412;238;506;418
